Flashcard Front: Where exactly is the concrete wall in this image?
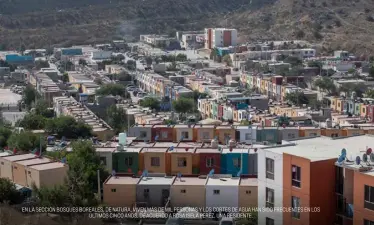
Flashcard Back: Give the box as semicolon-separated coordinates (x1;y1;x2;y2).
104;184;137;207
170;185;206;208
205;185;239;209
136;185;171;207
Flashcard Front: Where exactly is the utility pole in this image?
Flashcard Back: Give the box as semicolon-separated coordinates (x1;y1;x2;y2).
97;169;102;202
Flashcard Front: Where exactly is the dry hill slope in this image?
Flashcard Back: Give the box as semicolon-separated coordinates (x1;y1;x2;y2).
227;0;374;54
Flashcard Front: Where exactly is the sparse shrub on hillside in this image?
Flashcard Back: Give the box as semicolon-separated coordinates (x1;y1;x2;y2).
335;20;342;27
322;2;327;7
367;15;374;22
295;30;305;38
313;31;323;39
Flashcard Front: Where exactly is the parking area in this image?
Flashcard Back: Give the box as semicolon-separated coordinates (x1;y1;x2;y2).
0;89;22;106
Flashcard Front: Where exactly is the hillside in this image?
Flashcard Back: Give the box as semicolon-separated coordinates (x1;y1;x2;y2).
0;0;275;50
227;0;374;54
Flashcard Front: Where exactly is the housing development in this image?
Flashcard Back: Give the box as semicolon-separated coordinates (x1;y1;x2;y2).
1;27;374;225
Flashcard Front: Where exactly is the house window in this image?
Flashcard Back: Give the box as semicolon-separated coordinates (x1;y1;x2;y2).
161;131;168;138
292;196;301;219
181;131;189;139
288;133;295;139
124;157;133;166
245;133;251;140
233;158;241;168
266;158;274;180
213;190;220;195
266;217;274;225
100;157;107;166
309;132;317;137
364;219;374;225
177;157;187;167
111;189;116;193
292;165;301;188
266;188;274;209
206;157;214;167
180;189;186;193
202;132;209;139
144;189;149;198
363;108;366;113
151;157;160;167
246;190;251;194
364;185;374;210
140;131;147;138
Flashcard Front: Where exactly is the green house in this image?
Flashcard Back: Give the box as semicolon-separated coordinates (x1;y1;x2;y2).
112;147;142;173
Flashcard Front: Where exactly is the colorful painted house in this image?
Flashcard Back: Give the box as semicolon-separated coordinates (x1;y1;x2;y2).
215;126;236;144
112;147;142;173
193;125;215;142
195;148;222;175
142;147;170;174
174;124;194;142
168;147;195;175
220;148;249;176
256;127;282;143
152;124;175;142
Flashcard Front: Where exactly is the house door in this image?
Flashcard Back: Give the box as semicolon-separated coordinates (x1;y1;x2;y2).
161;189;170;206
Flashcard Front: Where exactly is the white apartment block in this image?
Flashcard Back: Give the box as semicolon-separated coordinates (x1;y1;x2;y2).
204;28;238;49
258;148;284;225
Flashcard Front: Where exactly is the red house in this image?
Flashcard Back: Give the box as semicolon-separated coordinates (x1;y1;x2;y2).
195;148;221;175
151;124;174;142
218;105;224;120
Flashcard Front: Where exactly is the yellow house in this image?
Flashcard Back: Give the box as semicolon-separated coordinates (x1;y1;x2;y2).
330;97;338;111
361;104;368;118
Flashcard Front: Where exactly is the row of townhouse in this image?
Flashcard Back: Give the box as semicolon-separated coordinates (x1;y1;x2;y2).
103;173;257;211
53;96;114;140
29;72;62;107
96;141;259;177
136;72;193;100
0;153;68;189
329;96;374;123
240;73;318;102
101;133;374;225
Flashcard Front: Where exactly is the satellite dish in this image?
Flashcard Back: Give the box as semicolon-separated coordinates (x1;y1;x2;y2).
355;156;361;165
367;148;373;155
363;154;368;162
370;153;374;162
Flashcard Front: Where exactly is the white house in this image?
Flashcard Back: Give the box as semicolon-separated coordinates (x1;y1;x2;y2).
91;50;112;60
236;126;256;144
205;175;240;210
257;148;284;225
95;147;115;171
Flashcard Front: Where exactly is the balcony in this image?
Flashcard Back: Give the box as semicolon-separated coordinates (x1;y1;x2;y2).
336;195;353;219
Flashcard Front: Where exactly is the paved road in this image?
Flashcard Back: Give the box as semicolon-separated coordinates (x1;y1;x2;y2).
3;111;26;125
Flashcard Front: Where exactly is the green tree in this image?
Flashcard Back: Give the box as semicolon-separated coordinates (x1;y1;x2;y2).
0;127;12;148
139;97;160;110
366;89;374;98
95;84;126;97
313;77;337;95
116;72;132;82
285;92;309;105
0;178;23;204
240;120;252;126
45;116;92;139
34;99;54;118
347;68;355;74
126;60;136;70
172;98;194;113
167;61;178;71
307;61;322;69
62;72;69;83
78;59;87;66
33;184;72;207
222;55;233;66
7;132;45;152
284;56;302;66
22;85;39;110
65;140;109;206
369;66;374;78
192;90;208;102
16;113;46;130
145;56;153;65
106;105;127;134
175;53;187;61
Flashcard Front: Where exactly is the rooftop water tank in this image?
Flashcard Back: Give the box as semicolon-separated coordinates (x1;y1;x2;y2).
211;139;218;148
228;139;236;147
118;132;127;145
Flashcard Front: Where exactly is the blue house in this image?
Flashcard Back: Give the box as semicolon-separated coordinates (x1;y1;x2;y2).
5;54;34;64
220;148;250;176
61;48;83;56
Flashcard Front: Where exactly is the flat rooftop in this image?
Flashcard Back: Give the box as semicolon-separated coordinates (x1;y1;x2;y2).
29;162;66;170
221;148;249;154
265;135;374;162
105;176;140;185
240;178;258;186
195;148;221;154
0;152;11;157
153;142;178;148
177;142;203;148
15;157;51;166
2;154;36;162
207;177;240;186
173;177;207;186
95;147;116;153
141;147;168;153
169;147;196;153
138;176;176;185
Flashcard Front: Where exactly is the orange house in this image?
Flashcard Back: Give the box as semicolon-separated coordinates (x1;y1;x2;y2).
353;169;374;225
141;147;170;174
282;154;336;225
298;127;321;138
193;125;215;142
168;147;195;175
174;124;194;142
215;126;236;144
321;128;344;138
342;127;364;137
151;125;175;142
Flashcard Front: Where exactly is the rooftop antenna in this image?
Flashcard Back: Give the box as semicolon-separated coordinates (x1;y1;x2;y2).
337;148;347;165
112;170;117;179
208;169;214;177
